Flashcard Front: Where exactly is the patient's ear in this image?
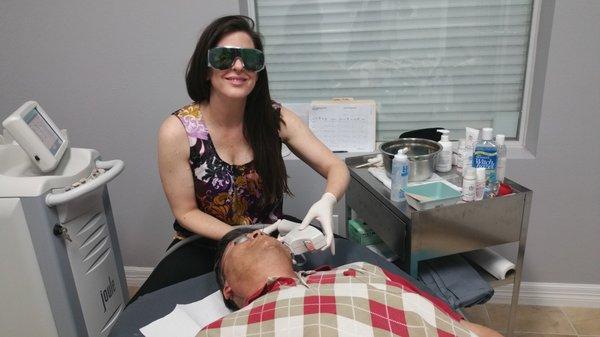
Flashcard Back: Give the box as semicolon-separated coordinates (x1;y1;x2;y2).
222;281;233;300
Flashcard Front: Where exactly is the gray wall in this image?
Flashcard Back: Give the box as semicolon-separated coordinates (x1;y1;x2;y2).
504;1;600;284
0;0;240;266
1;1;599;284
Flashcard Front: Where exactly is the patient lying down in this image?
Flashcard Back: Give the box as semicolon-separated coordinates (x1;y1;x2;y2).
197;227;503;337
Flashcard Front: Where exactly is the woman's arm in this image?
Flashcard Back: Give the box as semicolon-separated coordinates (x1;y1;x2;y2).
158;116;232;240
279;107;350;200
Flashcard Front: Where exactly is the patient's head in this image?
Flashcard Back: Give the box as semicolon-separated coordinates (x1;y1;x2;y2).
214;227;296;309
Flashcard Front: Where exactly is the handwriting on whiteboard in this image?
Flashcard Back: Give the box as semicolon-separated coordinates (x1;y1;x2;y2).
309;103;375;152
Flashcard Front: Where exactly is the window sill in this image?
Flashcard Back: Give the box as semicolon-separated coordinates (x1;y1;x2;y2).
282;142;535;161
506;143;536;160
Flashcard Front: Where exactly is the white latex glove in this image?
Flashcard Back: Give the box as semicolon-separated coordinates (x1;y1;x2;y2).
299;192;337;254
261;219;298;240
261;219;282;236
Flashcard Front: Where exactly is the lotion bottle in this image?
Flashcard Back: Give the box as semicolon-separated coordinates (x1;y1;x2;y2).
462;167;477;202
436;129;452;172
464;127;480;171
456;139;466;173
475;167;486;201
390;148;410;202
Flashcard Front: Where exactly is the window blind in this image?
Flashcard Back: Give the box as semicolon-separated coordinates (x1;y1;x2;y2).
254;0;533;140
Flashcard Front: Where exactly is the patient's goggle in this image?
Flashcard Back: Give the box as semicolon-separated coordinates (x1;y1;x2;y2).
228;230;307;265
207;46;265;72
231;235;250;245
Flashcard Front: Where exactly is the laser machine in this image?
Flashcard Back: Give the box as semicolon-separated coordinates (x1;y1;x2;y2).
0;101;127;337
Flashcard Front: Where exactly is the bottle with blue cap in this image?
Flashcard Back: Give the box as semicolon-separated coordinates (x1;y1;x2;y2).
390;148;410;202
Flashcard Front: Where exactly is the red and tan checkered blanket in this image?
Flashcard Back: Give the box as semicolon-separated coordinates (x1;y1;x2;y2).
197;262;476;337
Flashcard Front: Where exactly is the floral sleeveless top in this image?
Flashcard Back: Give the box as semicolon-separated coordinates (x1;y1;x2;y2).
172;103;283;237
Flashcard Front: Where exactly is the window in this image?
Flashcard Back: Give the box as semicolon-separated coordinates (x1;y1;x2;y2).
251;0;535;141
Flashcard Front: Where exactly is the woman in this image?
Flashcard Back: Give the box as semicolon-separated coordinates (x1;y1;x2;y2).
130;15;349;302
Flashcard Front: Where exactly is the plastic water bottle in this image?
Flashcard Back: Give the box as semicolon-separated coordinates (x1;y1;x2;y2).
472;127;498;191
390;148;410;202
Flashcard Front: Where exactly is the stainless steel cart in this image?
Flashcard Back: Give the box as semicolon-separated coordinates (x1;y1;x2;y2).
345;155;532;337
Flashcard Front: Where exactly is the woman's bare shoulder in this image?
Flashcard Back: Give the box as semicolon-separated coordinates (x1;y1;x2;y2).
158;115;187;148
279;105;307;140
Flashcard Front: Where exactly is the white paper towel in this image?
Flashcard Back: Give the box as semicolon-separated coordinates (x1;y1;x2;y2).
464;248;516;280
140;291;232;337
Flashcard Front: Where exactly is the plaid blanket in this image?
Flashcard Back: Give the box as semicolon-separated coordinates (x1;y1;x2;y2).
197;262;476;337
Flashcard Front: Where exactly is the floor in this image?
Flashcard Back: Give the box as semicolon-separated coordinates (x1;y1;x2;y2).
463;304;600;337
129;285;599;336
128;286;139;298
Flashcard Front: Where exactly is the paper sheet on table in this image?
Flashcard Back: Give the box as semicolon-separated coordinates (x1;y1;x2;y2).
367;167;462;191
140;291;232;337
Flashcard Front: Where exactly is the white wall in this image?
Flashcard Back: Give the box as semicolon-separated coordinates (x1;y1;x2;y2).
1;1;599;284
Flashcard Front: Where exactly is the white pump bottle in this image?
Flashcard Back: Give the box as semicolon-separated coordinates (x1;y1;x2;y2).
436;129;452;172
390;148;410;202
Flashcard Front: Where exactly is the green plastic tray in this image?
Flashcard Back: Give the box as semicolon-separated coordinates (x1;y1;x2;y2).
402;181;461;210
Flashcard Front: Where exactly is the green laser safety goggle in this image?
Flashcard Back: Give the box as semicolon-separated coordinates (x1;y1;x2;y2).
207;46;265;72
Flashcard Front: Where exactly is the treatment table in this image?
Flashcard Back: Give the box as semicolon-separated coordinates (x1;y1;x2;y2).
108;238;442;337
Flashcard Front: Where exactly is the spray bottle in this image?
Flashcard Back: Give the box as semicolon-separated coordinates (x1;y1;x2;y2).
390;148;410;202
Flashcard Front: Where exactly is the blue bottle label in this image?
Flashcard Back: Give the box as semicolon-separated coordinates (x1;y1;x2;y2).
391;161;409;201
401;165;409;177
473;149;497;183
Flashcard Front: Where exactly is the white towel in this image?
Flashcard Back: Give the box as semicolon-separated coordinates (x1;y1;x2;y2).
140;291;233;337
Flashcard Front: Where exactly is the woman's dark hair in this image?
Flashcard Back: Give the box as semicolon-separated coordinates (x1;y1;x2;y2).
186;15;291;206
213;227;257;310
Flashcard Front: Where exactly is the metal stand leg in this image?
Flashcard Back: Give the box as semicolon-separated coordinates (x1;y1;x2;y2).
410;256;418;277
507;191;532;337
507;246;525;337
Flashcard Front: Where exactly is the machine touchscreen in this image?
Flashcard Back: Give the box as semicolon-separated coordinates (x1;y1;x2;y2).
23;107;64;155
2;101;69;172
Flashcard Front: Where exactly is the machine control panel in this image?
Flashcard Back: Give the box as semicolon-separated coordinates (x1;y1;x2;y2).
59;168;106;192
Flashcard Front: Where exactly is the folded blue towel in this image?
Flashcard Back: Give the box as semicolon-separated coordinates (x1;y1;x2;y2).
418;254;494;309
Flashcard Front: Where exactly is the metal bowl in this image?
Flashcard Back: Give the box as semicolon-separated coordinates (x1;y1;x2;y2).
380;138;442;181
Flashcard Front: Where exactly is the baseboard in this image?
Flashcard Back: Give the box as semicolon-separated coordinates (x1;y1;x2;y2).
490;282;600;308
124;266;153;288
123;266;600;308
